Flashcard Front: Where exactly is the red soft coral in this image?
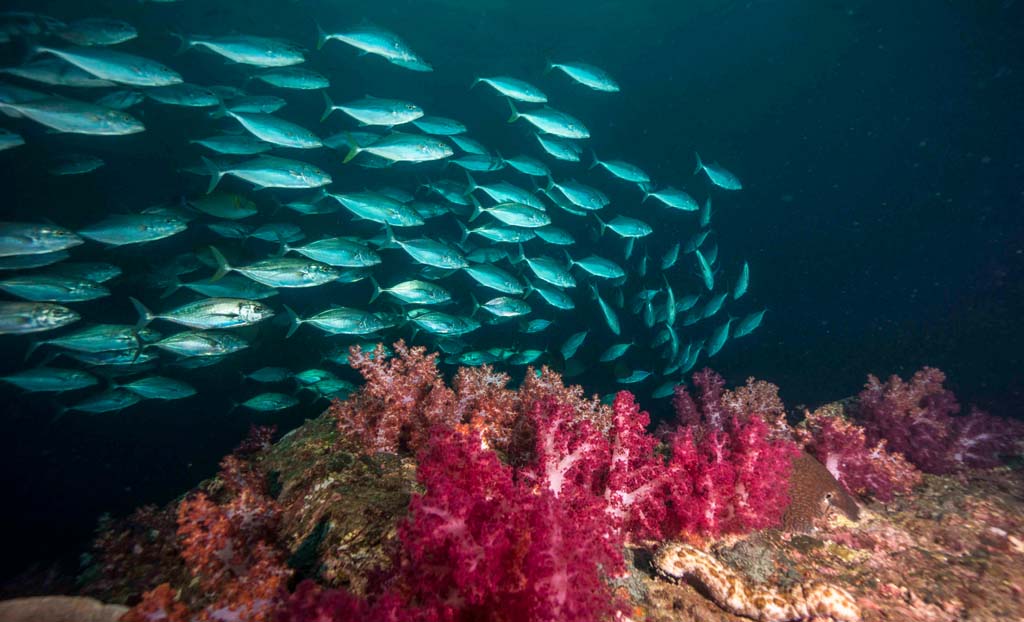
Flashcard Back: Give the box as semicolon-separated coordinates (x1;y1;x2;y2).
797;407;922;501
857;367;1022;473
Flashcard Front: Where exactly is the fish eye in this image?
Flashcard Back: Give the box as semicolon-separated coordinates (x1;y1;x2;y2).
824;492;834;500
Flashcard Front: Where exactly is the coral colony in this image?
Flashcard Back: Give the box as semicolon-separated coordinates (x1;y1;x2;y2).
85;343;1020;622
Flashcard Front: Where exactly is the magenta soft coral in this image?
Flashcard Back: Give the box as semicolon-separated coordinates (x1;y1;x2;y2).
668;369;800;536
857;367;1023;474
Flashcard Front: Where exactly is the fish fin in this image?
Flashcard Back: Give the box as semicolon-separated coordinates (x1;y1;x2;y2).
693;151;703;175
511;243;525;265
49;403;69;424
588;149;600;170
315;22;329;50
464;170;478;195
23;340;43;362
544;173;555;193
562;249;574;268
341;132;361;164
368;276;382;303
381;223;397;249
456;219;470;245
506;99;520;123
469;76;481;90
593;212;606;235
319;91;335;123
283;304;301;338
640;190;651;204
468;194;482;222
543;58;555;75
130;296;154;329
201;156;224;194
159;276;181;299
167;30;190;55
469;292;480;317
208;245;232;281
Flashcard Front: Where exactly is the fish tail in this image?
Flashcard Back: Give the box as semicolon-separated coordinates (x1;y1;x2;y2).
588;149;600;170
562;249;574;268
201;156;224;194
381;223;397;249
49;404;69;424
469;76;481;90
168;30;190;55
319;91;335;123
208;245;232;281
129;296;154;329
511;243;525;265
368;276;382;303
544;173;555;193
593;212;607;235
469;292;480;317
468;194;483;222
341;132;362;164
543;58;554;75
23;340;42;362
283;304;301;338
506;99;519;123
159;276;181;299
456;219;471;245
464;170;478;194
522;275;535;295
640;191;652;204
315;22;329;50
693;151;703;175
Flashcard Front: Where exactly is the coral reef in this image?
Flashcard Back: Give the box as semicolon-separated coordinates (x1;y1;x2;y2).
68;355;1023;622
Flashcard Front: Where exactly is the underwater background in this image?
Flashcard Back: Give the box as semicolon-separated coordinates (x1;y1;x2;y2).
0;0;1021;589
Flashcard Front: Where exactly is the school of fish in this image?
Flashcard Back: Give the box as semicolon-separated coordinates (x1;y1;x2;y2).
0;7;765;416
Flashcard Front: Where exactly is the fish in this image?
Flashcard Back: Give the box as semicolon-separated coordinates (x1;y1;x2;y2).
322;93;423;126
1;58;117;87
387;233;468;269
147;331;249;357
406;309;480;336
283;237;381;267
694;152;743;190
370;278;451;305
589;152;650;184
705;317;734;357
503;154;550;177
27;324;159;357
188;193;259;219
592;285;621;335
526;278;576;310
642;186;699;211
463;264;525;295
234;392;299;412
0;128;24;151
79;214;187;246
733;309;766;338
49;153;104;175
535;226;575;246
599;342;632;362
514;251;575;289
161;274;278;301
661;243;681;270
507;101;589;139
560;330;588;359
47;262;121;283
343;132;453;164
412;116;467;135
254;67;329;90
0;301;79;334
547;61;620;92
132;297;274;329
327;192;424;227
0;274;109;302
227;95;287;114
733;261;749;299
33;45;182;86
210;246;339;288
699;197;713;228
565;252;625;279
595;214;652;238
617;370;651;384
0;222;83;257
316;23;431;71
694;249;714;291
175;34;305;67
0;97;144;135
58;18;137;46
473;295;531;318
225;109;322;149
285;305;394;337
243;367;292;383
116;376;196;400
465;174;546;210
471;76;547;103
470;198;550;229
203;156;332;193
146;83;220;108
1;367;97;392
65;389;141;415
547;178;608;210
450;135;489;155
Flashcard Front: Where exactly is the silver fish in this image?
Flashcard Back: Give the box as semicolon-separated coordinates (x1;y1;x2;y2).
0;301;79;334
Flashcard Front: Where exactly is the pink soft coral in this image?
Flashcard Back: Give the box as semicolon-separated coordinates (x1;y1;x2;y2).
857;367;1023;474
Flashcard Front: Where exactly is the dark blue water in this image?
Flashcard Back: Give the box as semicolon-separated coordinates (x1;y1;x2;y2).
0;0;1021;586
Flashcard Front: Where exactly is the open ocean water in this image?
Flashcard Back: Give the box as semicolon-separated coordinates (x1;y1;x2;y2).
0;0;1021;593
